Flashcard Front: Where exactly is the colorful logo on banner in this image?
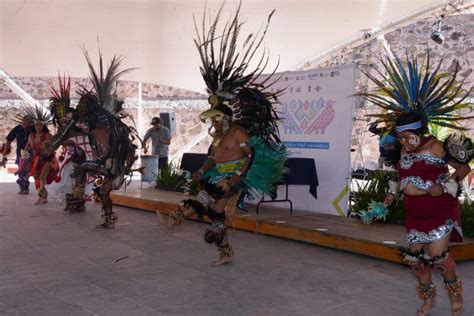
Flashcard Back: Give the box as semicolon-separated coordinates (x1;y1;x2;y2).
281;98;336;135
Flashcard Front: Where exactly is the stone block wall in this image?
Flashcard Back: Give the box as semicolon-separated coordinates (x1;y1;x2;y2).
303;12;474;168
0;79;210;162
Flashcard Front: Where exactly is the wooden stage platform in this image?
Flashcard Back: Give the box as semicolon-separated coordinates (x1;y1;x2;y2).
111;188;474;264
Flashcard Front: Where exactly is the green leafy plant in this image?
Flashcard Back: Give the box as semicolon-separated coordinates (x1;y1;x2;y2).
154;163;202;195
460;199;474;237
155;163;187;192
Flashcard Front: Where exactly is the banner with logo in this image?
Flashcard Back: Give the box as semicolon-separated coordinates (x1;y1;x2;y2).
268;64;356;216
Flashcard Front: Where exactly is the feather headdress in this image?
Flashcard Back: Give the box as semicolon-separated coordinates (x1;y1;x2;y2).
357;52;473;131
49;74;72;128
13;104;53;127
81;48;136;114
195;1;284;144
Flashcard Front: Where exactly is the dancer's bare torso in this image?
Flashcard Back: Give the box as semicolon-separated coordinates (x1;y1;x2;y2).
212;125;250;163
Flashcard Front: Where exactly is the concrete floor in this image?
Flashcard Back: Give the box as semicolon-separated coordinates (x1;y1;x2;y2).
0;182;472;316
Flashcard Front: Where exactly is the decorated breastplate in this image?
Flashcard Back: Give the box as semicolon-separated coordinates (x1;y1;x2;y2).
398;153;448;191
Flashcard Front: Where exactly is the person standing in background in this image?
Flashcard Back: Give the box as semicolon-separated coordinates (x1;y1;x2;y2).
1;117;31;194
143;117;171;171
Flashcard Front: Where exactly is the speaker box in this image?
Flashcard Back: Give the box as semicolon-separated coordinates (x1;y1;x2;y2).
160;112;176;136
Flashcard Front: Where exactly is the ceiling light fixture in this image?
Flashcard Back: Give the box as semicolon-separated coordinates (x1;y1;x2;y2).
431;16;445;44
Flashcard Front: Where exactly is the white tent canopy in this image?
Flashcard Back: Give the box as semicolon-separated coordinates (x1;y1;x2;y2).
0;0;456;93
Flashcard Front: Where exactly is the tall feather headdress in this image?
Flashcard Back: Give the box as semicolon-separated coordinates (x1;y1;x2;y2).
81;48;136;114
13;104;53;127
49;74;71;128
195;1;284;144
357;52;473;131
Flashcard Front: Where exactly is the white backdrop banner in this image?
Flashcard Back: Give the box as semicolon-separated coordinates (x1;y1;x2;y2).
269;64;356;216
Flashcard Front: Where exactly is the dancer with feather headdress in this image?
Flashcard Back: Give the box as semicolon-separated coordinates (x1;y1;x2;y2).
162;2;288;266
19;106;59;204
358;52;472;316
47;48;139;228
49;75;94;212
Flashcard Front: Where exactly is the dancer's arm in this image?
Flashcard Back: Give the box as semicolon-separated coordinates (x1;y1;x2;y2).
22;135;33;156
449;162;471;182
192;147;216;180
429;139;470;197
235;128;252;176
384;178;399;206
3;126;19;155
227;128;252;187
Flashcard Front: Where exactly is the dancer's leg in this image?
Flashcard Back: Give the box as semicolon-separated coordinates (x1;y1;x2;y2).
65;170;86;213
427;233;463;316
96;177;117;228
208;196;233;266
35;162;51;204
405;244;436;316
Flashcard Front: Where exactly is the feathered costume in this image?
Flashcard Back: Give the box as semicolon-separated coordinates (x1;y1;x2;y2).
48;49;139;227
195;3;287;200
13;106;58;201
358;52;472;309
48;75;94;212
166;3;287;264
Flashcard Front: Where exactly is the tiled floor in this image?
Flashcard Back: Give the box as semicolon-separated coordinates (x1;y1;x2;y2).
0;182;472;315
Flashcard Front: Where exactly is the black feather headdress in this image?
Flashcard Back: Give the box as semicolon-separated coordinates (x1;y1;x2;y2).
195;1;284;144
81;48;136;115
13;104;53;127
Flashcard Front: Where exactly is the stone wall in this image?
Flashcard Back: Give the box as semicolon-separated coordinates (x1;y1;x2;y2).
303;12;474;168
0;77;205;100
0;79;210;161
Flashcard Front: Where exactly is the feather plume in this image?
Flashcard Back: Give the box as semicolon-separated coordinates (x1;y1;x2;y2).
49;74;71;128
13;105;53;126
82;47;136;114
357;51;473;131
194;1;284;144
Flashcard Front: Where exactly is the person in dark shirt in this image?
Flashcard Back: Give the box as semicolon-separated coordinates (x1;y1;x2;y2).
2;118;31;194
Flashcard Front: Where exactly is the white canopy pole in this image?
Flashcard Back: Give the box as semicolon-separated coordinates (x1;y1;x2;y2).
0;68;40;107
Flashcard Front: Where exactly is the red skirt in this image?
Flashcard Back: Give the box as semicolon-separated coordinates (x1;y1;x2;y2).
404;193;463;244
30;155;59;189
